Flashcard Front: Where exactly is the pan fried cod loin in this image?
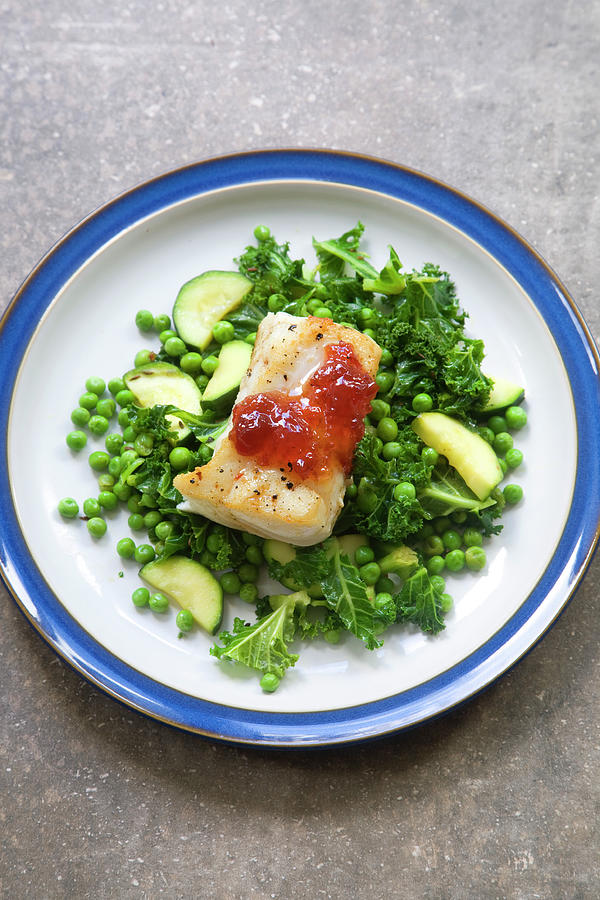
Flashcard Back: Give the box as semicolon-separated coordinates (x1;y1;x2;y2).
173;312;381;545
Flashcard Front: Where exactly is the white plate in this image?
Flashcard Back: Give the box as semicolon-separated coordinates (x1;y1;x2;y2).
1;151;598;746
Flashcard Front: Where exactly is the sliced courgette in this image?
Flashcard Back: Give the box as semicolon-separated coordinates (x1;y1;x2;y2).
412;411;503;500
483;375;525;413
173;271;252;350
201;340;252;415
140;555;223;634
123;361;202;441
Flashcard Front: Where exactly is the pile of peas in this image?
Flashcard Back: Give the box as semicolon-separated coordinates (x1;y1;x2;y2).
57;305;270;633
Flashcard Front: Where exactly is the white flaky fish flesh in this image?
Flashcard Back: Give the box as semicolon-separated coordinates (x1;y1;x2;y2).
173;312;381;545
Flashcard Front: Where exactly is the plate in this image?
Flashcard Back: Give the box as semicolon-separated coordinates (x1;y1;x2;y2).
1;150;599;747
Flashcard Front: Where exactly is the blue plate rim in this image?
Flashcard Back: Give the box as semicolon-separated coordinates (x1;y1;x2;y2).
1;148;599;747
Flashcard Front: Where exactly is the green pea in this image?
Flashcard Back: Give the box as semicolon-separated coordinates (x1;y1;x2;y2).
465;547;487;571
314;306;332;319
239;583;259;604
105;432;124;455
115;389;135;407
139;492;157;509
98;475;115;494
374;591;393;609
253;224;270;241
116;537;136;559
164;336;187;357
66;430;87;451
195;374;210;392
108;456;122;478
71;407;90;427
120;449;139;469
134;544;156;564
88;450;109;471
479;426;495;445
267;294;286;313
377;417;398;443
362;328;376;340
87;517;107;538
176;609;194;632
245;545;264;566
430;575;446;593
439;593;453;613
372;436;384;455
58;497;79;519
394;482;416;501
412;393;433;413
358;307;376;324
423;535;444;557
220;572;241;595
149;592;169;612
88;415;109;436
241;531;261;546
369;399;391;422
307;297;323;314
245;332;257;346
108;377;126;396
180;352;203;374
79;392;98;410
122;425;137;443
83;497;101;518
260;673;280;692
426;555;445;575
355;545;375;566
498;457;508;474
134;349;155;368
153;313;171;333
85;376;106;395
132;587;150;607
127;495;142;514
442;529;462;551
463;528;483;548
159;329;177;344
201;355;219;376
128;513;145;531
345;483;358;500
117;409;131;428
98;491;118;510
152;521;172;542
143;510;162;529
375;371;394;393
113;483;132;502
379;348;393;367
169;447;192;471
421;447;439;466
505;448;524;469
238;563;259;583
503;483;523;504
445;549;465;572
451;510;468;524
357;486;378;514
382;441;402;460
359;561;381;585
505;405;528;431
433;516;452;535
324;629;341;645
493;431;513;455
134;433;154;457
135;309;154;331
488;415;507;435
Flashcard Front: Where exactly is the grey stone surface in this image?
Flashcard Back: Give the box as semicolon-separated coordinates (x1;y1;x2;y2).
1;1;599;897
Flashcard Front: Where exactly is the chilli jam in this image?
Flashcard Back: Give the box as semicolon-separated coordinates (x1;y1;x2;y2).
230;341;378;480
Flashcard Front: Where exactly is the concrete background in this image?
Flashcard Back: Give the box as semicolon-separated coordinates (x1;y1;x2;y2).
1;1;599;897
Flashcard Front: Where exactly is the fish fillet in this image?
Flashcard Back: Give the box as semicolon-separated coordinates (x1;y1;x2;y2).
174;312;381;545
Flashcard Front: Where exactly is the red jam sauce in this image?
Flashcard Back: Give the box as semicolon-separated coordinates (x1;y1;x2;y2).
230;341;378;480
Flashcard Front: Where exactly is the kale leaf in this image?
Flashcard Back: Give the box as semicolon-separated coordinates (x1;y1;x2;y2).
394;567;446;634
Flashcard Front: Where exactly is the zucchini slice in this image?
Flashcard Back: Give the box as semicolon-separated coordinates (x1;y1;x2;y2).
412;411;503;500
140;555;223;634
173;271;252;350
123;361;202;441
202;340;252;415
483;375;525;413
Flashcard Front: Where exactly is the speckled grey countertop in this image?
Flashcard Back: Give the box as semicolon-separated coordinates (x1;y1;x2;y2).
1;2;599;898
